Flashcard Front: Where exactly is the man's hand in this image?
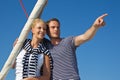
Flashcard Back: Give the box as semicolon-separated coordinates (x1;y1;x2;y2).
22;77;39;80
93;13;108;27
13;38;18;47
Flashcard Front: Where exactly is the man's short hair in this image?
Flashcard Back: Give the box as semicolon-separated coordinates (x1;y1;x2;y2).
46;18;60;26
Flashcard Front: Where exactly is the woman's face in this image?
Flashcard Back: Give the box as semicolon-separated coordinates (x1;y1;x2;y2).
32;22;46;40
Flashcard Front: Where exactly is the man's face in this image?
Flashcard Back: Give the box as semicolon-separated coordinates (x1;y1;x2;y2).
48;21;60;39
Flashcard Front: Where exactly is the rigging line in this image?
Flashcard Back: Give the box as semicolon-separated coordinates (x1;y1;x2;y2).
19;0;29;18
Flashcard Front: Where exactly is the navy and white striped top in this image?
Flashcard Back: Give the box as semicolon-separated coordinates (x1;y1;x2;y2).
15;39;52;80
49;36;80;80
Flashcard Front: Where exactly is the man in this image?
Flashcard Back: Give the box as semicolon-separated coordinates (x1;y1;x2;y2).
46;13;108;80
24;13;108;80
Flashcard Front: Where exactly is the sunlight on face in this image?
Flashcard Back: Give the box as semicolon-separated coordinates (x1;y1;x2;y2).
31;19;46;40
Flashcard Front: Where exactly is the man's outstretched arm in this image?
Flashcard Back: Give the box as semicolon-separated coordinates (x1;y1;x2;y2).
74;13;108;46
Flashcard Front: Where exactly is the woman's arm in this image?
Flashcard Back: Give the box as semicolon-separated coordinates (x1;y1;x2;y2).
41;55;51;80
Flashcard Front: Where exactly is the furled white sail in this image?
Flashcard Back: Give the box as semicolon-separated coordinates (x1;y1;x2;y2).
0;0;47;80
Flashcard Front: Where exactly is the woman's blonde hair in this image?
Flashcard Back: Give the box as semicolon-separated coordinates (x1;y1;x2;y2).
31;18;46;28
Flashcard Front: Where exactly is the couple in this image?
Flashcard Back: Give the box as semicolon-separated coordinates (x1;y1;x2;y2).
13;13;108;80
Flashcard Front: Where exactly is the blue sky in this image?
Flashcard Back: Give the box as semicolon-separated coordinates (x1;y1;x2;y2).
0;0;120;80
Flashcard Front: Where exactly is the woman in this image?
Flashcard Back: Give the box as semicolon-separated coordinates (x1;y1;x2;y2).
13;19;52;80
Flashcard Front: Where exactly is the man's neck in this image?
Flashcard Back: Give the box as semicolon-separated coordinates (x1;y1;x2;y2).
50;38;62;46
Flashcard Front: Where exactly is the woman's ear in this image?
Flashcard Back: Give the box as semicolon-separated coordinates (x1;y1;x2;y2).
31;28;34;34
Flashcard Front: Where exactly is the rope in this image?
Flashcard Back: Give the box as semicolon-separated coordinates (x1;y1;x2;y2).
19;0;29;18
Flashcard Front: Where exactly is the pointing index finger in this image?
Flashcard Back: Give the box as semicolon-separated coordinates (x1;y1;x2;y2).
99;13;108;19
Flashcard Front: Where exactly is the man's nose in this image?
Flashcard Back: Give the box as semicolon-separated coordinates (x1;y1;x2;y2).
54;27;58;31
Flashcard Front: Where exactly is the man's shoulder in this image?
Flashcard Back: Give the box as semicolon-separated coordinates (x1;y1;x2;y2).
62;36;75;41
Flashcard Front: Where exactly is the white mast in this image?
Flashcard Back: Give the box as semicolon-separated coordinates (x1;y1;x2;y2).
0;0;47;79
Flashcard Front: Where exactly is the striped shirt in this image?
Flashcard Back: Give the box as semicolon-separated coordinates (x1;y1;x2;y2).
49;36;80;80
16;49;44;80
15;39;53;80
